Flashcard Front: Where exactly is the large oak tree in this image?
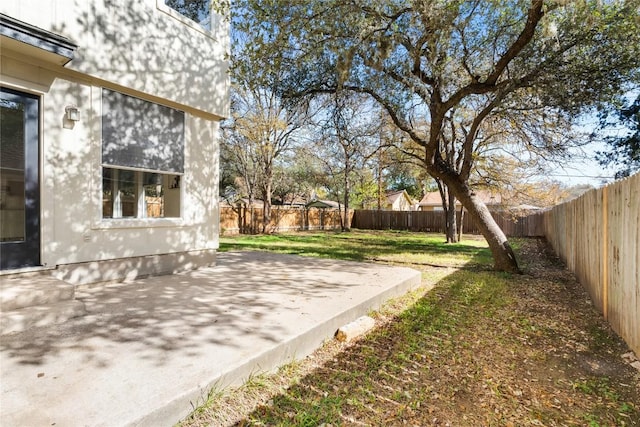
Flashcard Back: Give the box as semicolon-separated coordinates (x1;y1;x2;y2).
228;0;640;272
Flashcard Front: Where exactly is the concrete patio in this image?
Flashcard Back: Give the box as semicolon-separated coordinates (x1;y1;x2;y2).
0;251;421;426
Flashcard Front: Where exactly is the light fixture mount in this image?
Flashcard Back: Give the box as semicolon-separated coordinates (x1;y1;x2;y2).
65;105;80;121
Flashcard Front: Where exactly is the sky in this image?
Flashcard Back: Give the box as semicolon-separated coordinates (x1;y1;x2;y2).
538;106;634;189
544;142;617;188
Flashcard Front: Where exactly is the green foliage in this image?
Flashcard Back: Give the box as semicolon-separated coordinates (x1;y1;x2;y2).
230;1;640;122
384;158;430;200
224;0;640;271
597;95;640;179
350;169;379;209
164;0;210;24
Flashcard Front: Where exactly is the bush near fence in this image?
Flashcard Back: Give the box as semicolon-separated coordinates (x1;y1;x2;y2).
220;206;352;235
540;172;639;355
350;209;544;237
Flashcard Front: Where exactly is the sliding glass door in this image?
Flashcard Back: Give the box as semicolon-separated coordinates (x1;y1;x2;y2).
0;87;40;269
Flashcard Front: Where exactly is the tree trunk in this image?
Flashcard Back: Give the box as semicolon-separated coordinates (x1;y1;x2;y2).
437;173;520;273
343;156;351;231
240;205;246;234
377;152;383;210
437;180;458;243
250;205;255;234
457;204;464;242
462;192;519;273
343;174;350;231
262;177;272;234
436;180;449;239
446;190;458;243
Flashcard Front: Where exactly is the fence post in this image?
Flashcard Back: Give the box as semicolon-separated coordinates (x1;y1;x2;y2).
602;185;608;320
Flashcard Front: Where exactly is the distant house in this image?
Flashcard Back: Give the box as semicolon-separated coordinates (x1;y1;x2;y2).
384;190;416;211
510;204;543;212
418;190;502;211
306;199;342;209
0;1;229;281
220;199;265;208
272;195;307;208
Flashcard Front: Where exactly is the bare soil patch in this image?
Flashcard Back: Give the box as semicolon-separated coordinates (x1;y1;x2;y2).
181;238;640;426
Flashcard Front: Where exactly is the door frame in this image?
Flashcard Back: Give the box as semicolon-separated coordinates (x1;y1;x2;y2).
0;86;41;270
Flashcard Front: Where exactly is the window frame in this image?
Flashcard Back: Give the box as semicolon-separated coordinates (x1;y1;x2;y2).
102;167;183;221
96;86;186;228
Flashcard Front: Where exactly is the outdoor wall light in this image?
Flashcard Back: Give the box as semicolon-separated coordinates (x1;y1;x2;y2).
65;105;80;121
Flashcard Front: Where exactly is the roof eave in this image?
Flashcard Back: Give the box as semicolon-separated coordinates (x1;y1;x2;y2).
0;13;78;65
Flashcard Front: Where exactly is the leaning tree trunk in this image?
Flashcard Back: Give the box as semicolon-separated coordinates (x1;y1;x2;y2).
439;175;520;273
462;193;519;273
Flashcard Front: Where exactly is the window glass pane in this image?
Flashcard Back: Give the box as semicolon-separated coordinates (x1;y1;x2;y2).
0;98;25;242
102;167;114;218
164;0;211;30
165;175;181;218
102;89;185;173
118;170;138;218
144;172;164;218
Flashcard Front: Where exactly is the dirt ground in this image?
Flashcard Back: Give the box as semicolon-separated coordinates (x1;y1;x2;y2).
182;238;640;426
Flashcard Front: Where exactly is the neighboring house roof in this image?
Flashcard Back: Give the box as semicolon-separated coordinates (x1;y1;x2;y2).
220;198;265;207
386;190;409;204
273;195;307;206
510;204;543;211
306;199;341;209
419;190;502;207
418;191;443;206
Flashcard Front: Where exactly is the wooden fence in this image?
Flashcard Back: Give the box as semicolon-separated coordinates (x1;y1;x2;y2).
351;209;544;237
220;206;352;234
540;173;639;355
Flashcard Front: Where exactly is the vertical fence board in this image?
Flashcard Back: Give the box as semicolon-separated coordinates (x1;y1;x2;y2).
628;175;640;353
540;173;639;355
608;181;622;344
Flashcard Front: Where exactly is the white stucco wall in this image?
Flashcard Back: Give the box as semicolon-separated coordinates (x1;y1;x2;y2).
1;0;229;118
1;0;226;272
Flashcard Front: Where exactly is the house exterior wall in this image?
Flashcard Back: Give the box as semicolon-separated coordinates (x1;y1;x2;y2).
386;192;414;211
394;195;413;211
1;0;229;117
1;1;228;281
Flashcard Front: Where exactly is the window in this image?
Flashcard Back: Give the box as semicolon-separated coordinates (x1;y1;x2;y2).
163;0;211;30
102;168;181;219
101;89;184;219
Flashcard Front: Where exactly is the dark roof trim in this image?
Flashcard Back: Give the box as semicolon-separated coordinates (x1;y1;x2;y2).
0;13;77;63
306;200;341;209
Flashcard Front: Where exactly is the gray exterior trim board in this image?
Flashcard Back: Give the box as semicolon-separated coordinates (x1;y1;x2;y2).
0;13;77;63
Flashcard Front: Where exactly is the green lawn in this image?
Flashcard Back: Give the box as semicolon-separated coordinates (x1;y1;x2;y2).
219;230;493;268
